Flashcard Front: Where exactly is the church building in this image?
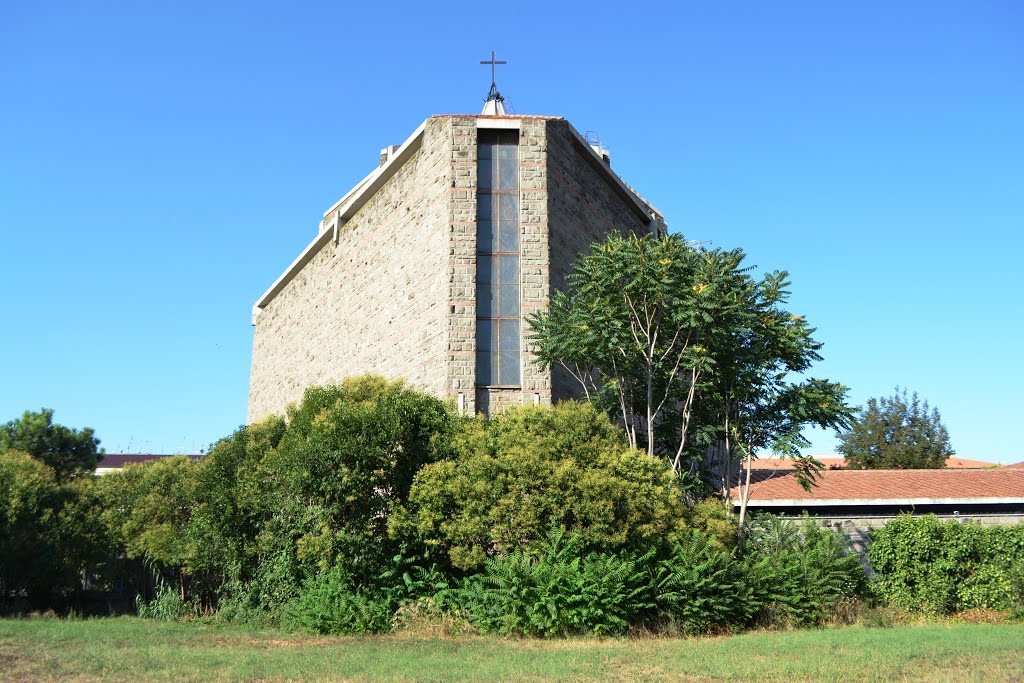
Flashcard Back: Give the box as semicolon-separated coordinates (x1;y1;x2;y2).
248;62;666;421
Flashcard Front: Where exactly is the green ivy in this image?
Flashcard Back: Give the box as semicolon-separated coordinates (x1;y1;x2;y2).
868;515;1024;614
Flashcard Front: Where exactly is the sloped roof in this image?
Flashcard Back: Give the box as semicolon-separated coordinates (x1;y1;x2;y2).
731;468;1024;506
747;455;998;470
1005;461;1024;469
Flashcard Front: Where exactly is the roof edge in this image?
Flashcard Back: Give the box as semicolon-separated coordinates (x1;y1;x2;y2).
252;119;429;318
742;497;1024;507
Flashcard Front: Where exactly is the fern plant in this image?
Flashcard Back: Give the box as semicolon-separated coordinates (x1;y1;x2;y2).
454;528;651;636
744;514;867;626
650;528;755;634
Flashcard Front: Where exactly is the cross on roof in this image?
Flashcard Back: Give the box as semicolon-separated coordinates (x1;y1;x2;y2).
480;50;507;88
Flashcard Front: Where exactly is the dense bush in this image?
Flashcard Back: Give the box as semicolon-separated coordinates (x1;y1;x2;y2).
454;528;653;636
4;381;893;636
650;529;754;634
745;515;867;626
0;451;111;610
269;377;457;586
403;402;687;569
868;515;1024;614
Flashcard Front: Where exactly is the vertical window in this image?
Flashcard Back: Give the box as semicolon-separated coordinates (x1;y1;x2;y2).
476;131;520;386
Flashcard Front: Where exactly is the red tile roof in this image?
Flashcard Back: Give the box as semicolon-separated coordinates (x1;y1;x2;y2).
731;468;1024;506
1006;461;1024;469
747;455;999;470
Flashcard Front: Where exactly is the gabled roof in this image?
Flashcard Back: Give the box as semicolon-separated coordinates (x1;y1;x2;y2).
731;468;1024;507
1005;461;1024;469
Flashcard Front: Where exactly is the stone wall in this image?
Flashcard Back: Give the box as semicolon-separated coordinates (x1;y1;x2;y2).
248;115;665;420
248;118;454;421
543;119;657;402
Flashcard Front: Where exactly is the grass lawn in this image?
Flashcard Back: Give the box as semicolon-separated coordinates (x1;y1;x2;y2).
1;617;1022;682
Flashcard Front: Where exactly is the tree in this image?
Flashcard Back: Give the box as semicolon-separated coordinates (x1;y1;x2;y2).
0;451;110;610
0;408;103;479
528;233;739;471
528;233;851;507
837;388;953;469
692;269;852;532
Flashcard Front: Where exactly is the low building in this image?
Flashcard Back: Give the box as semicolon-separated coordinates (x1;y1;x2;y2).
731;466;1024;553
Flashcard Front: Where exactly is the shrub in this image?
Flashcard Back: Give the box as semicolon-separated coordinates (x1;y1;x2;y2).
0;451;110;611
285;566;393;635
404;402;687;570
869;515;1024;614
269;377;457;585
745;515;867;626
650;529;754;634
454;528;652;637
136;582;193;621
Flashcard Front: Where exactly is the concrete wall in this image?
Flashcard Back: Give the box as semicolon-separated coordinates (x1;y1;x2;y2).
248;118;454;421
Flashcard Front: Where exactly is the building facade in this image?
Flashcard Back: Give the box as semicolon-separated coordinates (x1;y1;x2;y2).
248;110;665;422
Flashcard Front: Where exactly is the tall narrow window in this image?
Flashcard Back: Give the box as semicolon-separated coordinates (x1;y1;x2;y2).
476;130;520;386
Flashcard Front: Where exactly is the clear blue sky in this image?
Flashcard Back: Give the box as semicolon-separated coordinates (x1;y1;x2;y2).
2;1;1021;461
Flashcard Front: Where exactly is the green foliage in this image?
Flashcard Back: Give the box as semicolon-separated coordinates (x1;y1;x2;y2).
404;402;686;570
528;233;729;465
527;233;850;502
284;553;451;635
284;567;393;635
838;388;953;469
136;582;192;621
0;408;103;479
868;515;1024;613
744;515;867;626
268;377;456;586
97;456;203;572
189;417;287;609
455;528;653;637
0;450;62;607
0;451;111;610
649;529;755;634
683;498;738;550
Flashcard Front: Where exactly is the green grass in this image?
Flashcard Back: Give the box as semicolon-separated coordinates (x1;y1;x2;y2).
1;617;1022;682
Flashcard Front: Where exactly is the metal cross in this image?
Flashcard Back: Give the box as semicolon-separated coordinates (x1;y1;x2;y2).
480;51;507;86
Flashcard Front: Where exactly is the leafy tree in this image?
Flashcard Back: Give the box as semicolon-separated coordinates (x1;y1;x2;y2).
97;455;204;600
0;451;110;610
0;451;61;608
0;408;103;479
528;233;851;517
403;402;687;570
528;233;729;468
188;416;286;591
693;268;852;530
837;388;953;469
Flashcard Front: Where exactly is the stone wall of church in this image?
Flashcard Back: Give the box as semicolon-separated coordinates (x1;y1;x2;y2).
543;119;657;402
247;118;454;421
450;116;554;415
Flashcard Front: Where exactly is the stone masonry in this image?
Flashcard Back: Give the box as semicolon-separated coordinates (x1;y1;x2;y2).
249;114;664;422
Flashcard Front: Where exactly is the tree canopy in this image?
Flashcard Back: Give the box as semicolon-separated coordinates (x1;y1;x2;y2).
837;388;953;469
527;233;851;504
0;408;103;479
